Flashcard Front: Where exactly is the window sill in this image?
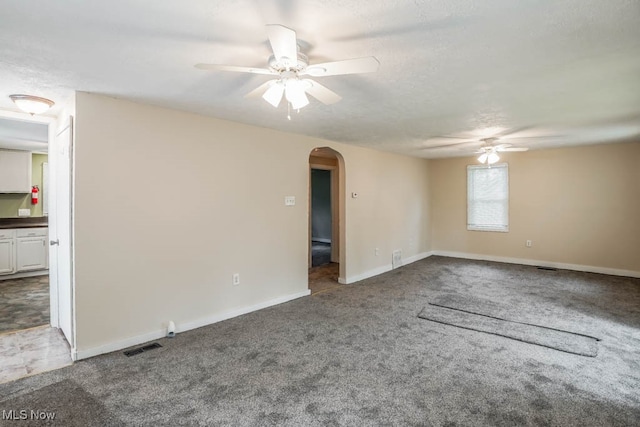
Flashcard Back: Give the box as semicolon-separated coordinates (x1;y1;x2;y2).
467;226;509;233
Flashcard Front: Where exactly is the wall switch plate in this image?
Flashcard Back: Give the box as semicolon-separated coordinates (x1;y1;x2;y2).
232;273;240;286
526;240;533;248
18;209;30;217
284;196;295;206
375;248;380;256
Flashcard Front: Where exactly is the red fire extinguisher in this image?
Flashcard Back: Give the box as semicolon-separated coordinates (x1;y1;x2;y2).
31;185;39;205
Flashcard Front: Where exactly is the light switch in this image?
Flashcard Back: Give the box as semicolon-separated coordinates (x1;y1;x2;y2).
284;196;296;206
18;209;30;217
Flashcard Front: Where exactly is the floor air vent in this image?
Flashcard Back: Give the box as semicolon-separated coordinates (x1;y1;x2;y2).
537;266;558;271
123;342;162;357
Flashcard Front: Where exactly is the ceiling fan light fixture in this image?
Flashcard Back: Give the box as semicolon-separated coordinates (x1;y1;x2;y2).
477;153;488;164
487;152;500;164
262;83;285;107
9;94;54;115
285;80;309;110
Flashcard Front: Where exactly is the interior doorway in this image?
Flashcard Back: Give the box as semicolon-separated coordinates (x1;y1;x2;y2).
0;109;74;383
308;147;345;294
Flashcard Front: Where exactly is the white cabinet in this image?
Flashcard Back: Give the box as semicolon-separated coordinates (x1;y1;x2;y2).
0;227;48;275
15;228;48;272
0;229;16;274
0;149;32;193
0;239;14;275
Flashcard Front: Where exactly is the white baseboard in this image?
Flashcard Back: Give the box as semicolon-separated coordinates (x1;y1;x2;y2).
0;270;48;281
339;251;434;284
74;289;311;361
178;290;310;334
432;250;640;278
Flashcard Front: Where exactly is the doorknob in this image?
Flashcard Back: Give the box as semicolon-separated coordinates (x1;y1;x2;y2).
50;239;59;246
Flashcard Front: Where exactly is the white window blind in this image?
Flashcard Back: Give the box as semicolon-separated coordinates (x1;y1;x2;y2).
467;164;509;232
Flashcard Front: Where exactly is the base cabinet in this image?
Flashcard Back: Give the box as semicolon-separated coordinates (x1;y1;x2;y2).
0;227;48;277
0;239;14;274
16;237;47;271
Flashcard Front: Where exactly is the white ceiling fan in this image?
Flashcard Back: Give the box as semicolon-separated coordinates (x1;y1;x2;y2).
420;127;544;163
195;24;379;117
473;137;528;164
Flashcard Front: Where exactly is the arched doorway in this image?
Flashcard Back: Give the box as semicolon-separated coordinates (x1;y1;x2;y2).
308;147;345;294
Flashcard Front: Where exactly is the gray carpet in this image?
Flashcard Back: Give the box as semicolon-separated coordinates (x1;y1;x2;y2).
1;256;639;426
0;379;117;426
418;304;599;357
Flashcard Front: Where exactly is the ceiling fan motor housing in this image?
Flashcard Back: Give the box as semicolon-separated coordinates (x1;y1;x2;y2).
268;52;308;73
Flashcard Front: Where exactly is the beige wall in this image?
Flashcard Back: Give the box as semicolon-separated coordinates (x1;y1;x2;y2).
429;142;640;273
73;92;431;355
0;153;48;218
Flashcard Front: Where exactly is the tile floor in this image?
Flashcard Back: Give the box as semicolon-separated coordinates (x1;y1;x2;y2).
0;326;72;384
0;274;50;334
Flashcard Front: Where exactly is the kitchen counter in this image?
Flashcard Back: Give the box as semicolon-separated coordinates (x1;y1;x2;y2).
0;217;48;229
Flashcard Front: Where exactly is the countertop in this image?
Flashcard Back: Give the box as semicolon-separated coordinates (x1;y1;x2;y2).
0;217;48;229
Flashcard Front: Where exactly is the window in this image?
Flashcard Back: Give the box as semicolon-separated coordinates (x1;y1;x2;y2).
467;163;509;232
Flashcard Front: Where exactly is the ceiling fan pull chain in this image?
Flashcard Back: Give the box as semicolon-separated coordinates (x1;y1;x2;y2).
287;102;291;120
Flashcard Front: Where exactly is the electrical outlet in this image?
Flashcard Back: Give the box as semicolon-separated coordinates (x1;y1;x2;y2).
284;196;295;206
232;273;240;286
526;240;533;248
18;209;30;217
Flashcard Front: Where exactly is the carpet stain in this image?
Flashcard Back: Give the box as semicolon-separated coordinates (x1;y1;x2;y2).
531;397;553;411
533;374;553;384
563;382;578;393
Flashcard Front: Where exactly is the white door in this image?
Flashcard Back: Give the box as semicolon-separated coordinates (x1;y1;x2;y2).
49;117;74;349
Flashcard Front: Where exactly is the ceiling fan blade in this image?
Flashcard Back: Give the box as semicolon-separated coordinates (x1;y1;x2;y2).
498;147;529;152
303;79;342;105
245;80;277;99
266;24;298;67
262;83;285;107
423;140;478;150
494;126;534;138
195;64;276;75
304;57;380;77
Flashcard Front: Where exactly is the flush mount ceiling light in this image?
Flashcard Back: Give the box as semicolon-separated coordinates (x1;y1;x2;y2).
9;94;55;115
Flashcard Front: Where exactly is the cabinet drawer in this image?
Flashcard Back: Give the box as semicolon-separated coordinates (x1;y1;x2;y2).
0;229;15;240
16;228;48;238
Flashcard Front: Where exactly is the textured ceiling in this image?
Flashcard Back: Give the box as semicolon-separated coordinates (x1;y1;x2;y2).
1;0;639;158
